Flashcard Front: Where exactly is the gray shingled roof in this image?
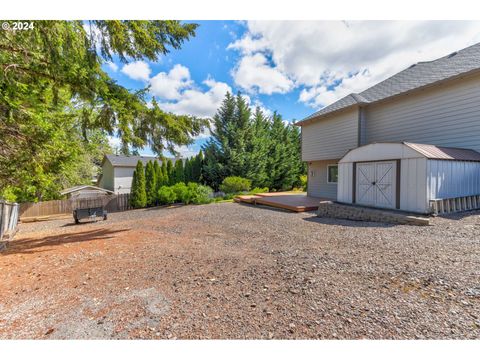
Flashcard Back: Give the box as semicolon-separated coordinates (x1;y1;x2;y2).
105;154;175;167
298;42;480;124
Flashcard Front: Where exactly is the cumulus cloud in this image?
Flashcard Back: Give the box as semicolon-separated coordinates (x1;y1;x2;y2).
231;53;294;95
150;64;193;100
228;21;480;108
159;77;232;118
121;60;151;82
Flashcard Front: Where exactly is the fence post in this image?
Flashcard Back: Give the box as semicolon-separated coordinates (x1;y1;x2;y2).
0;200;4;242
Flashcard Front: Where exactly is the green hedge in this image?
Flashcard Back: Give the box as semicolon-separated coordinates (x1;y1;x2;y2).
157;182;213;205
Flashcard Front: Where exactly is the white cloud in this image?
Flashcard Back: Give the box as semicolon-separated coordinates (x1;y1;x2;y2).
107;135;122;149
150;64;193;100
173;145;200;158
229;21;480;108
106;61;118;72
159;77;232;118
121;60;151;82
231;53;293;95
227;34;269;55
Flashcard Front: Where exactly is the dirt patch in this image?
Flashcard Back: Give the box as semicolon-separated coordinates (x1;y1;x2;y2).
1;203;479;339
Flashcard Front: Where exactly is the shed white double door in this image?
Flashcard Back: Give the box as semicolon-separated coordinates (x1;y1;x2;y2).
356;161;396;209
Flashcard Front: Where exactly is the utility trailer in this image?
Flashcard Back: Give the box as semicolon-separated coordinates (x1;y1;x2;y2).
73;207;107;224
70;192;109;224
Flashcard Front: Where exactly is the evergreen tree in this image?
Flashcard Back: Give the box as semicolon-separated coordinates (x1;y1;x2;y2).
193;151;204;183
201;93;305;191
161;161;169;186
244;107;270;187
154;160;164;203
130;161;147;208
166;159;174;185
0;21;205;199
145;160;157;206
184;158;192;183
202;93;236;189
173;159;185;184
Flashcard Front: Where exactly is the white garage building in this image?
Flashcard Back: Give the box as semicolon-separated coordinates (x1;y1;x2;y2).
337;142;480;214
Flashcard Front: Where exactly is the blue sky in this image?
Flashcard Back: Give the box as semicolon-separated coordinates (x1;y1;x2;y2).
103;20;480;158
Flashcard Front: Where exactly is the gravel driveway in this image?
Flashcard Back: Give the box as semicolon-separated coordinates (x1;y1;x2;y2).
0;203;479;339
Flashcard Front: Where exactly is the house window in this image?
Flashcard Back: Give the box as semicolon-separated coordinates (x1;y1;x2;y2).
327;164;338;184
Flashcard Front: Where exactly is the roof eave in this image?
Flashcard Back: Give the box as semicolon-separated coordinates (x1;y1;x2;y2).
295;103;363;126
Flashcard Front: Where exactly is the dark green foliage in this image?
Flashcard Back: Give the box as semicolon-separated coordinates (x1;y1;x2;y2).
184;158;192;183
166;159;174;185
219;176;251;194
157;186;176;205
202;93;305;191
0;20;205;201
145;161;157;206
160;161;169;187
192;151;203;183
130;161;146;208
153;160;162;191
172;159;185;184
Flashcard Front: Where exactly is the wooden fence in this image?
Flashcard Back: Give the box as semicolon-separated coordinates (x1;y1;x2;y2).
19;193;131;220
0;200;20;242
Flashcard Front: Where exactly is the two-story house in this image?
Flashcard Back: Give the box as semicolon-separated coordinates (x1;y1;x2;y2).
296;42;480;214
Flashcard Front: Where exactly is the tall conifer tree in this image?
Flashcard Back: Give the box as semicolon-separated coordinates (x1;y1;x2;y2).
130;160;147;208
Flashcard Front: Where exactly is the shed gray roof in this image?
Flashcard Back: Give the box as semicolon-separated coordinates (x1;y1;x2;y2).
298;42;480;125
405;142;480;161
104;154;175;167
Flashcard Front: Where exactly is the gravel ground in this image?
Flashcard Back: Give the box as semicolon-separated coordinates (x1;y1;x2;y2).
0;202;479;339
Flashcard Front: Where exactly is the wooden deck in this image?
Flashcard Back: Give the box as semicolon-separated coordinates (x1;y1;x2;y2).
235;192;322;212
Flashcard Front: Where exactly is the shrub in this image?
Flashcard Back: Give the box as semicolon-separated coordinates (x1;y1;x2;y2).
249;187;268;195
157;186;177;205
171;182;189;203
219;176;251;194
300;174;307;190
189;183;213;204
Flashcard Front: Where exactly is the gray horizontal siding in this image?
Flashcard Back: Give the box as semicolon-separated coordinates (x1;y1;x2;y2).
307;160;338;199
301;108;358;161
365;73;480;152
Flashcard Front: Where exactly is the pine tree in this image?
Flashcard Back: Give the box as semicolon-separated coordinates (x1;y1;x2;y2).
130;160;147;208
145;160;157;206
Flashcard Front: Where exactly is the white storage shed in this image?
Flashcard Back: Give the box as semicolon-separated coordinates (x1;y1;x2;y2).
337;142;480;214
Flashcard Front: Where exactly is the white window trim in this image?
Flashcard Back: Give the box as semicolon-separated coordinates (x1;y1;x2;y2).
327;164;338;184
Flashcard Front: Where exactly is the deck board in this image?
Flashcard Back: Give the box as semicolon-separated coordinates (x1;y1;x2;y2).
235;192;322;212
